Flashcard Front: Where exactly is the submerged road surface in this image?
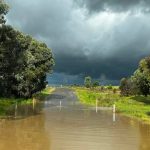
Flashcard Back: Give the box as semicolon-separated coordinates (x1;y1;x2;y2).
0;88;149;150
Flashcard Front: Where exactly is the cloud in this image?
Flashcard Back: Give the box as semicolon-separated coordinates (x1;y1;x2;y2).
5;0;150;84
75;0;150;14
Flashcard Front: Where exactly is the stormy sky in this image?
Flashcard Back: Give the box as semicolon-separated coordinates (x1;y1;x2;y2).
6;0;150;85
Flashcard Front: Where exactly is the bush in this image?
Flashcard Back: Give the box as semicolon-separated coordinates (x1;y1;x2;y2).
100;85;105;91
113;88;117;94
84;76;92;88
92;81;99;87
107;85;113;90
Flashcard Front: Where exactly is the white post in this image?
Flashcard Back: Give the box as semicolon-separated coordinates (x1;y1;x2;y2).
96;99;98;113
112;104;116;122
113;104;116;113
113;112;116;122
33;98;36;110
59;101;62;111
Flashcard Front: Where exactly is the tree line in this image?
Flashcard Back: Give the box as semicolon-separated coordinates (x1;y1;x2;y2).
0;0;54;98
120;56;150;97
84;56;150;97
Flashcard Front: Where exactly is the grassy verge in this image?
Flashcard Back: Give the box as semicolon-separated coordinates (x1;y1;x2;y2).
0;87;55;116
33;86;55;101
74;87;150;122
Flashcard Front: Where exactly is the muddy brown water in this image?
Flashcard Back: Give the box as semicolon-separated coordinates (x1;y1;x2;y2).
0;88;150;150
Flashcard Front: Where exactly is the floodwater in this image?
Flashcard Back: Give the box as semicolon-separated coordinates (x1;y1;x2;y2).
0;88;150;150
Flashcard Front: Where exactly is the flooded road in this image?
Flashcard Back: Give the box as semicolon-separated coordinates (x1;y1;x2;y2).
0;88;150;150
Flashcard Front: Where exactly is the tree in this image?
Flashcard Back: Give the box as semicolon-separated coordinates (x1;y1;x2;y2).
120;56;150;96
84;76;92;88
0;0;9;25
120;78;129;96
100;85;105;91
0;25;54;98
107;84;112;90
0;25;22;97
92;80;99;87
0;1;54;98
120;77;137;96
132;57;150;96
113;88;117;94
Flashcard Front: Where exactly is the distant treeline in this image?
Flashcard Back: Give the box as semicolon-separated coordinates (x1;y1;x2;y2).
0;0;54;98
83;56;150;97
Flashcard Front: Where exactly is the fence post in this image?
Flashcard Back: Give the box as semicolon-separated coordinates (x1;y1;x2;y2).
113;104;116;113
33;98;36;110
113;112;116;122
113;104;116;122
96;99;98;113
59;101;62;111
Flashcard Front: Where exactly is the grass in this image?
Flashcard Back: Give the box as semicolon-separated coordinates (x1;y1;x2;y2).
0;86;55;116
33;86;55;101
74;87;150;123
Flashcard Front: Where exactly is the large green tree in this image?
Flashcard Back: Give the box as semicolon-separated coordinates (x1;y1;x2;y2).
120;56;150;97
0;1;54;98
133;57;150;96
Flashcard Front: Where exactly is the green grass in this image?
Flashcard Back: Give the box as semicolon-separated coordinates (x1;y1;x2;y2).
33;87;55;101
0;87;55;116
74;87;150;123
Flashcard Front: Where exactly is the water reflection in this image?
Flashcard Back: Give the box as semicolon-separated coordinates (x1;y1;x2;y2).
5;102;44;119
44;108;140;150
0;114;50;150
139;123;150;150
0;88;149;150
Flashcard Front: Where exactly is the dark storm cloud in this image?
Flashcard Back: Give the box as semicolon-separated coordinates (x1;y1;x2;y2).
55;49;147;80
5;0;150;84
75;0;150;13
